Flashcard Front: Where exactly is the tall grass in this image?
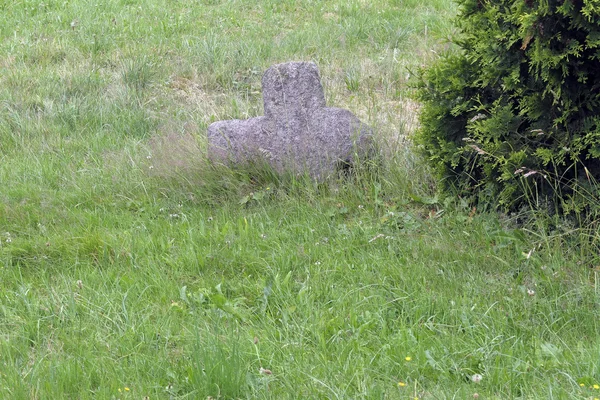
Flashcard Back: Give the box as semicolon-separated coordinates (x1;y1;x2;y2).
1;0;599;399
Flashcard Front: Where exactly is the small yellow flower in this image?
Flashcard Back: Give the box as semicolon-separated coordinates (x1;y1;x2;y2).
593;384;600;389
118;388;122;393
125;387;130;391
405;356;412;361
398;382;406;387
580;383;586;387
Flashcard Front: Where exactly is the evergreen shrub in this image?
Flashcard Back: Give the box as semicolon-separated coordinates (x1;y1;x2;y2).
415;0;600;216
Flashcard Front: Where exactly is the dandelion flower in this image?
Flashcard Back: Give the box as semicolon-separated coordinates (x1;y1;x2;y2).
125;387;130;391
594;384;600;389
405;356;412;361
398;382;406;387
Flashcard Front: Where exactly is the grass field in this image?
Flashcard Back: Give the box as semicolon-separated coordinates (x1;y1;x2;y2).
1;0;600;399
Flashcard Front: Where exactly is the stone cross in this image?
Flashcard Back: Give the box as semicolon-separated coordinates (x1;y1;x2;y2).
207;62;372;178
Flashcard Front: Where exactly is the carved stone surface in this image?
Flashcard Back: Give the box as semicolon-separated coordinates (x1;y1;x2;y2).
208;62;372;177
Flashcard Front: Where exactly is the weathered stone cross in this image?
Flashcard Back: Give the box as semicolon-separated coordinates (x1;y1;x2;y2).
207;62;372;178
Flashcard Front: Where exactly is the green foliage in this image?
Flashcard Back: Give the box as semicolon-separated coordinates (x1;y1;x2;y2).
416;0;600;215
3;0;600;398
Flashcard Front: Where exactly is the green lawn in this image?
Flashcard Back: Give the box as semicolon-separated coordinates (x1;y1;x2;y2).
1;0;599;399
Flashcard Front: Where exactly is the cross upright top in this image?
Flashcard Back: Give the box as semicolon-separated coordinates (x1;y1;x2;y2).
262;62;326;122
